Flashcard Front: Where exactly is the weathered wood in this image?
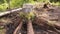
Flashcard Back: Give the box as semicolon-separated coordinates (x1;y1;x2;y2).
0;8;22;17
27;20;34;34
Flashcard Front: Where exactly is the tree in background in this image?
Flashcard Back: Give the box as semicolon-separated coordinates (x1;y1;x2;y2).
10;0;34;9
50;0;60;3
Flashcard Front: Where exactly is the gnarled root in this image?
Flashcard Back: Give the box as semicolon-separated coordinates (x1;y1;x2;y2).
13;21;23;34
27;20;34;34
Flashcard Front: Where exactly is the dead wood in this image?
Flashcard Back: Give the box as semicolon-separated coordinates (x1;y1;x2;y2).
13;21;23;34
0;8;22;17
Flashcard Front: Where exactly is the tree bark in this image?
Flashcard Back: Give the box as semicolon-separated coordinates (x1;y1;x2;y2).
27;20;34;34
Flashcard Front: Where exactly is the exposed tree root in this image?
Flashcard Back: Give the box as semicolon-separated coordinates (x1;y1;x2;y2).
13;20;23;34
27;20;34;34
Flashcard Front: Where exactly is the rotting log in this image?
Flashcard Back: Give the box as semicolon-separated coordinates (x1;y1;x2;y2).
0;8;22;17
27;20;34;34
13;20;23;34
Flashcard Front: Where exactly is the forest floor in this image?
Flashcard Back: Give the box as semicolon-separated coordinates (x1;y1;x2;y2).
0;3;60;34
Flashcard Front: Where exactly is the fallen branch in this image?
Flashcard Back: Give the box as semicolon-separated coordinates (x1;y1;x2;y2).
0;8;22;17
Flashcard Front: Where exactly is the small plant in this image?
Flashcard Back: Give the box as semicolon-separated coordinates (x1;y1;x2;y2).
19;11;35;20
0;3;8;11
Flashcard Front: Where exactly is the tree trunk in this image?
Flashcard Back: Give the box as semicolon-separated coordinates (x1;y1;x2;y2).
27;20;34;34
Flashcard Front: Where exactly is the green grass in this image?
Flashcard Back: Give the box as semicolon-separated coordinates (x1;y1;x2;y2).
0;3;8;11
